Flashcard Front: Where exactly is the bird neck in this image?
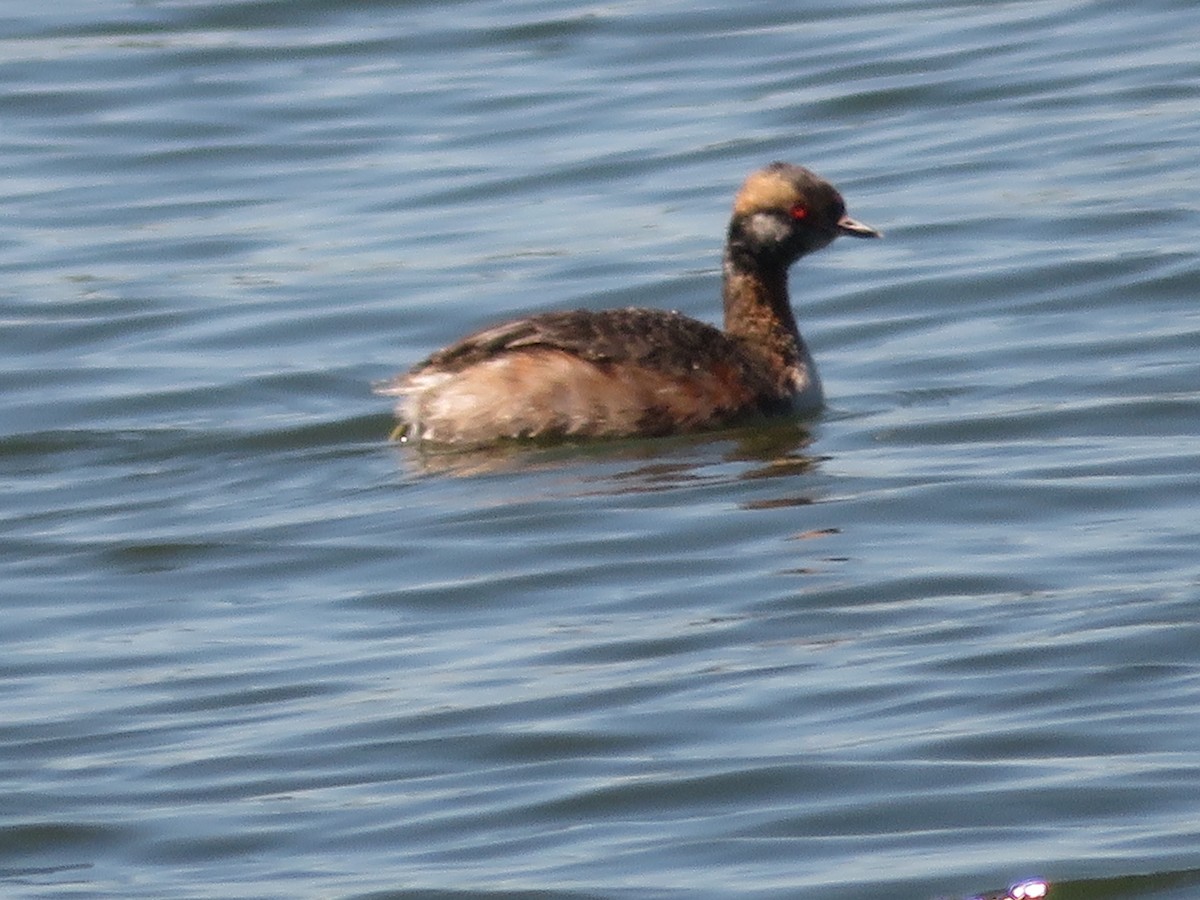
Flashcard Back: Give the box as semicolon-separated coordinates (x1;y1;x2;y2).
721;246;804;369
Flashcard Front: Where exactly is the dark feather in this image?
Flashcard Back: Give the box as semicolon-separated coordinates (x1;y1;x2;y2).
415;307;749;377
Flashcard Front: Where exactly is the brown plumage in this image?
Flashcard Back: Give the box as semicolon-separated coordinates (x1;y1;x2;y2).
377;163;879;446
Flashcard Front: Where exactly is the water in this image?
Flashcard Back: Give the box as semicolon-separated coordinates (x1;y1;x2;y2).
2;1;1199;898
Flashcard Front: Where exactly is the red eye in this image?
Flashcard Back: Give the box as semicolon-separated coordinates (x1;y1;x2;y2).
789;203;808;220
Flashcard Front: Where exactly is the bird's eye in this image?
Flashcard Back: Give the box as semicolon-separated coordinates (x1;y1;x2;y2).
788;203;808;221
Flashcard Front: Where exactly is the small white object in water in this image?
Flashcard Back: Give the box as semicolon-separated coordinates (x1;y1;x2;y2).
1008;880;1048;900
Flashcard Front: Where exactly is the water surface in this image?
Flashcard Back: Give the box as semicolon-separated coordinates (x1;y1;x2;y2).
2;1;1200;898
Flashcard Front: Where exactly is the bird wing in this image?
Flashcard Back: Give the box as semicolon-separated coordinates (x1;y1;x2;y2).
415;308;738;374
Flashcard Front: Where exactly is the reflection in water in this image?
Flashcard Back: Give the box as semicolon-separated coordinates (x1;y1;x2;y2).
388;416;821;491
946;867;1200;900
1066;866;1200;900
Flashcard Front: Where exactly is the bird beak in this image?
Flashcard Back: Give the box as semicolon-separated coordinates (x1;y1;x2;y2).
837;214;881;238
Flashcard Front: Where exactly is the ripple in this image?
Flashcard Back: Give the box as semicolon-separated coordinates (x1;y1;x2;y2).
3;0;1200;898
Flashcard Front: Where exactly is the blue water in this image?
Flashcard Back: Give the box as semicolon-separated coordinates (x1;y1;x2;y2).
3;1;1199;898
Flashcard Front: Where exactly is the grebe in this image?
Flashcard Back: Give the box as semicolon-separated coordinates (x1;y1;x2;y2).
377;163;878;446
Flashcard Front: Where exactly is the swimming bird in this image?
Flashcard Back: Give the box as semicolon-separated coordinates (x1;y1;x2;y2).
377;162;879;446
